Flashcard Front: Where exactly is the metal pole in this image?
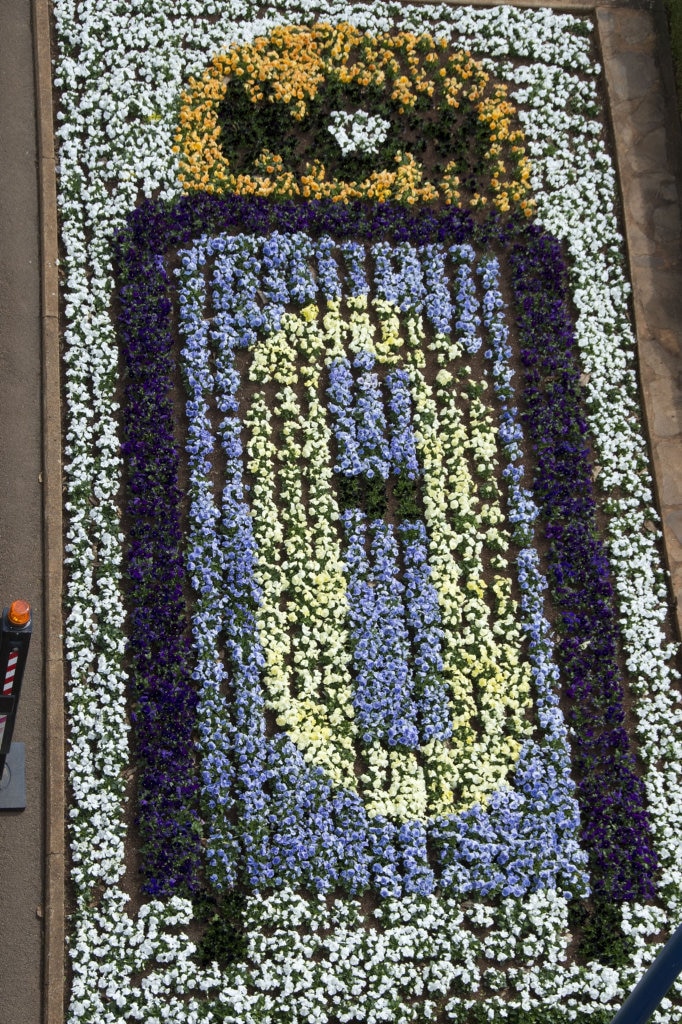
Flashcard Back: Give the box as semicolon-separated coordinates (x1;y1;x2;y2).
0;601;32;780
609;922;682;1024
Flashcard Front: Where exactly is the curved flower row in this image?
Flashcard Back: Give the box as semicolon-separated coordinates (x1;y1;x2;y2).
175;22;534;212
231;234;532;815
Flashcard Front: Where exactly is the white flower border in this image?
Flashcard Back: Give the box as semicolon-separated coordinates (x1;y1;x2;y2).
53;1;682;1020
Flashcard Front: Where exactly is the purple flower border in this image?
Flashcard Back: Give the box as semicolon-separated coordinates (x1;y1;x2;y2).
506;225;658;899
114;194;657;900
116;230;201;896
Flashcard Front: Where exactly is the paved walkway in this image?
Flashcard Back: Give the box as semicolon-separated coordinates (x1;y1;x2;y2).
0;3;46;1023
599;3;682;635
1;1;681;1022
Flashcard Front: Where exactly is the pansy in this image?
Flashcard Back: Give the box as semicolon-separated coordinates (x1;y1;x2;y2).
55;2;682;1022
327;110;392;156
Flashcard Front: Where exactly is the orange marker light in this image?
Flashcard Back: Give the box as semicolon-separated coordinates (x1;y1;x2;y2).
8;601;31;627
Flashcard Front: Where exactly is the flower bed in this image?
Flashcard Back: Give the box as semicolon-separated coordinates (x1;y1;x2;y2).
54;2;682;1022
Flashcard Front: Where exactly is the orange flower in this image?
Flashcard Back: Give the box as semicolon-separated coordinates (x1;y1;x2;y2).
174;22;534;213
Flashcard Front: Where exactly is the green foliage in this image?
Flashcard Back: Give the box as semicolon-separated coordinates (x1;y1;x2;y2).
194;892;249;968
568;897;636;970
365;474;388;520
394;472;422;519
217;77;400;182
569;19;592;39
505;1011;612;1024
337;473;361;512
215;66;495;194
336;470;428;522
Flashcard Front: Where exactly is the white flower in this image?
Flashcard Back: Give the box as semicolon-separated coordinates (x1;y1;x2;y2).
327;109;391;155
55;1;682;1020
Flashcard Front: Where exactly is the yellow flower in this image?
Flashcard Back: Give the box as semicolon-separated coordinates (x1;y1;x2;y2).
174;23;534;212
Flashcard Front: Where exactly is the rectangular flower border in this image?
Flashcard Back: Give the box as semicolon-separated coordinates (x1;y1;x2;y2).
115;194;655;906
54;2;682;1022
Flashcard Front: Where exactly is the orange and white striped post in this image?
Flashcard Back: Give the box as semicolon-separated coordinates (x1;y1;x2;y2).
0;601;32;790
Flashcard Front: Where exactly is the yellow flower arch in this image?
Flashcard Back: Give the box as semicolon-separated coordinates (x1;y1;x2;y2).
174;22;535;214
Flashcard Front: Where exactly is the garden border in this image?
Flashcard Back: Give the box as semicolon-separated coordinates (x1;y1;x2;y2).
37;0;682;1021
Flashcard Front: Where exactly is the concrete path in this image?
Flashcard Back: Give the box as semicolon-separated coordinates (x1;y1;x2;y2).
1;1;681;1023
0;3;46;1024
599;3;682;636
0;2;61;1023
